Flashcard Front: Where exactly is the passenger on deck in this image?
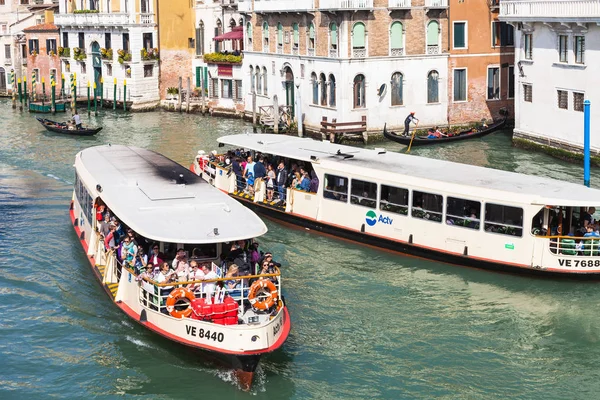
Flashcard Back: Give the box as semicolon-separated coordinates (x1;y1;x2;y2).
262;252;281;269
286;163;298;188
156;262;176;312
254;156;267;181
232;156;244;191
266;164;276;201
225;264;240;292
299;171;311;191
244;156;256;183
276;161;288;202
134;246;148;271
201;264;219;297
175;256;190;282
584;207;596;228
585;225;600;237
291;172;302;189
310;171;319;193
171;248;186;269
104;224;117;251
121;236;137;267
188;261;205;292
148;244;164;267
99;213;111;238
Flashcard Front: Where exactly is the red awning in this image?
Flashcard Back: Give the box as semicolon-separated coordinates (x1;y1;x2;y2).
213;26;243;42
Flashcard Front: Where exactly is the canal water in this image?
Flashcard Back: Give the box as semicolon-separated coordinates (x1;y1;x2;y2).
2;99;600;399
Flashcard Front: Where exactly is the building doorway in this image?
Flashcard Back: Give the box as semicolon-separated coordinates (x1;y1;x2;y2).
91;41;102;96
283;66;294;116
0;67;6;92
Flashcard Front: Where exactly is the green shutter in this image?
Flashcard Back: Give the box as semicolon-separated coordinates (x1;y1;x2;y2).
453;22;465;48
263;22;268;38
203;67;208;90
331;23;337;44
277;23;283;44
247;22;252;37
427;21;439;46
293;23;299;44
196;67;201;88
309;23;315;39
353;23;365;48
390;22;403;49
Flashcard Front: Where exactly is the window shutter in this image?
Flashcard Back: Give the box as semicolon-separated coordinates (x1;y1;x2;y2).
277;24;283;44
353;23;365;48
309;23;315;39
330;23;337;44
427;21;439;46
196;66;201;88
390;22;403;49
293;23;299;44
454;23;465;48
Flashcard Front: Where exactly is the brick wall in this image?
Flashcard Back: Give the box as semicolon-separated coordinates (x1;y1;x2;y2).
159;49;193;99
25;30;63;95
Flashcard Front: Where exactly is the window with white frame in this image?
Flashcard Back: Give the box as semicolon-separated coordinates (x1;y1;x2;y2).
308;22;315;54
352;22;366;58
353;74;365;108
246;22;252;50
453;22;467;49
427;70;439;103
557;90;568;109
329;74;336;107
487;67;500;100
249;65;255;93
210;77;218;98
574;36;585;64
262;66;267;96
276;23;283;53
558;35;568;62
106;63;112;76
391;72;403;106
426;21;439;54
262;22;269;52
329;22;338;57
292;23;299;53
144;64;153;77
453;68;467;102
523;84;532;102
320;73;327;106
221;79;233;99
524;33;532;60
311;72;318;104
574;92;584;112
255;66;262;94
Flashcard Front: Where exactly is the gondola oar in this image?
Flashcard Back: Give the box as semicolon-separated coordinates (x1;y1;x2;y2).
406;121;419;153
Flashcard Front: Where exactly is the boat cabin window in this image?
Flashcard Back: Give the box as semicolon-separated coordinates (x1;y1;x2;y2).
323;174;348;202
184;243;218;261
380;184;408;216
74;172;93;225
411;191;443;223
446;197;481;230
484;203;523;237
350;179;377;208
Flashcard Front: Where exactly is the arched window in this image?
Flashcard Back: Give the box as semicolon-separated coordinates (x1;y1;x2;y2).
329;74;336;107
230;18;236;28
239;18;243;26
292;23;299;53
250;65;255;93
427;21;439;54
311;72;318;104
320;73;327;106
262;66;268;96
329;22;338;57
277;23;283;52
391;72;403;106
390;22;403;56
195;20;205;56
353;74;365;108
352;22;366;58
215;19;223;53
246;22;253;49
263;22;269;52
308;22;315;54
427;70;439;103
256;66;262;94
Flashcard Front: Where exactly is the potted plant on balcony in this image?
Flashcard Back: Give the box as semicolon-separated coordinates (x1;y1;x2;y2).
73;47;87;61
100;48;113;60
48;49;56;57
117;49;132;64
202;52;242;64
58;47;70;57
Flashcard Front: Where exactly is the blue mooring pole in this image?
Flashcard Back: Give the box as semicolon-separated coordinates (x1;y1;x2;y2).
584;99;591;187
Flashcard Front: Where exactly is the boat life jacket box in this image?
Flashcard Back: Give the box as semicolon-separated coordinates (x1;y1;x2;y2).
190;297;238;325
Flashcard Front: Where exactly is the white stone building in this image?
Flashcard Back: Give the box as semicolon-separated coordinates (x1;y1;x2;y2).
193;0;244;114
500;0;600;152
239;0;450;133
54;0;159;107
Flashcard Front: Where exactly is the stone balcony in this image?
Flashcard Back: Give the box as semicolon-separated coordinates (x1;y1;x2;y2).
54;12;156;27
425;0;448;8
320;0;373;10
388;0;411;8
500;0;600;22
253;0;315;12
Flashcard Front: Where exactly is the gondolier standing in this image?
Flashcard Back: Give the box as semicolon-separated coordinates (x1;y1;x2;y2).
73;111;82;130
403;112;419;136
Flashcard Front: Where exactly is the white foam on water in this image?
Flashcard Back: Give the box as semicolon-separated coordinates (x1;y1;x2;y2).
125;335;156;350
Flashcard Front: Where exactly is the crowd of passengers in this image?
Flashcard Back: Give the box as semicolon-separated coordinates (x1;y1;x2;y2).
95;203;281;296
208;149;319;202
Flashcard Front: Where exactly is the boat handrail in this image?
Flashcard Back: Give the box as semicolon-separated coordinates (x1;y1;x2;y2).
545;234;600;257
151;268;282;287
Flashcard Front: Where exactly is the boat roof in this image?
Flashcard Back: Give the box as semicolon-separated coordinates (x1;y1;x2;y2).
217;134;600;207
75;145;267;243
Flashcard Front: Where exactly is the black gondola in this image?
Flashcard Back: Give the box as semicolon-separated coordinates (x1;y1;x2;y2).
36;117;102;136
383;118;507;147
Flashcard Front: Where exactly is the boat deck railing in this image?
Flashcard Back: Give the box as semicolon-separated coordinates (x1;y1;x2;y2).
546;235;600;258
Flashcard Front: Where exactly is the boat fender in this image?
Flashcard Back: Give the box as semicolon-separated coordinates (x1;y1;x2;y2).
248;279;278;311
166;287;195;319
408;234;413;244
463;246;468;256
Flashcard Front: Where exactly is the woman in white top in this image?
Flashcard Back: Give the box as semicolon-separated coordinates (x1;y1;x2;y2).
266;164;276;201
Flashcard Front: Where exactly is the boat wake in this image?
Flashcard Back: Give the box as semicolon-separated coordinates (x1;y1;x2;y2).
125;335;159;350
214;366;267;393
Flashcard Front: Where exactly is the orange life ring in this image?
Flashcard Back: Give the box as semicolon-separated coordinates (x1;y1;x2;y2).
166;287;195;318
248;279;278;311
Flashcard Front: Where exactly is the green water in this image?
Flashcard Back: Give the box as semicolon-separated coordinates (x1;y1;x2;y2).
2;100;600;399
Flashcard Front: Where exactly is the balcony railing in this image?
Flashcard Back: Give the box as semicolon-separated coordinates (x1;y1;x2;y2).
320;0;373;10
254;0;315;12
500;0;600;19
391;47;404;56
139;13;155;24
277;44;283;54
427;44;440;54
352;47;366;58
388;0;411;8
55;13;131;26
237;0;252;12
307;48;315;56
329;48;338;57
424;0;448;7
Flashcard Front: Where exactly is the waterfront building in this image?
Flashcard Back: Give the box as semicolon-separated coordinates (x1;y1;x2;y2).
157;0;194;100
54;0;159;108
448;0;513;124
239;0;449;133
23;12;63;98
0;0;57;95
193;0;245;115
500;0;600;153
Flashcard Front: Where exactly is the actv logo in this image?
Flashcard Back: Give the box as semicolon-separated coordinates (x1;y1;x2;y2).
365;211;393;226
